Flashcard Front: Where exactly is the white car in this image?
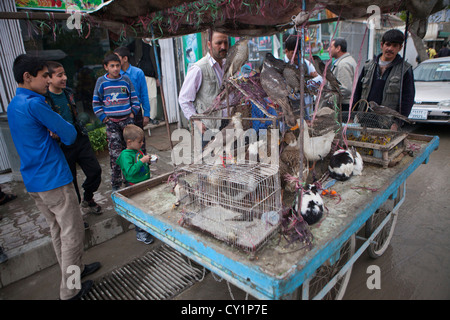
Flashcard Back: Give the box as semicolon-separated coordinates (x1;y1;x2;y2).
409;56;450;123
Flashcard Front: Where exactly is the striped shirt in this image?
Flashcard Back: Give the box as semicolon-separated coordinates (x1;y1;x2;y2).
178;53;226;120
93;74;140;122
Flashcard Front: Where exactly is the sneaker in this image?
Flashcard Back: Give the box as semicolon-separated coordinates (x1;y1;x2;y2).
136;232;154;245
81;199;102;215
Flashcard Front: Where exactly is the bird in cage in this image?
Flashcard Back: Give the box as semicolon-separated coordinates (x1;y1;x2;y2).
328;149;355;181
173;179;193;208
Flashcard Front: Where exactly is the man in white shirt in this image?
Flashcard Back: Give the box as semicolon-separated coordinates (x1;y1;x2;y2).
178;31;229;134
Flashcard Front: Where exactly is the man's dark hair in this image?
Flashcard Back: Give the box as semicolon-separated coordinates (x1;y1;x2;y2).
103;53;121;66
113;46;131;60
332;38;347;52
284;35;301;52
381;29;405;44
13;54;47;84
46;61;63;77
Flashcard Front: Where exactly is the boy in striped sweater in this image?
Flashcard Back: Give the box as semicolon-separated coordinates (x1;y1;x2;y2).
93;54;141;191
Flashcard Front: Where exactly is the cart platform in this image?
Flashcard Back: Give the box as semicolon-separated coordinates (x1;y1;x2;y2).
111;133;439;299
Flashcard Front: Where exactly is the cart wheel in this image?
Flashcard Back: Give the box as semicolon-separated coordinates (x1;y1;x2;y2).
305;234;356;300
365;183;403;259
365;207;398;259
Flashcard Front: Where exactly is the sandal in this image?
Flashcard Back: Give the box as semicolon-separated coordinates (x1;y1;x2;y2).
0;193;17;206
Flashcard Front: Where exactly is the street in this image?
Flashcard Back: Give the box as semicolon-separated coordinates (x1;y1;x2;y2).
0;123;448;300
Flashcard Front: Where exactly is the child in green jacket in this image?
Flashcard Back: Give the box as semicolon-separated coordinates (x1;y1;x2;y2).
116;124;154;244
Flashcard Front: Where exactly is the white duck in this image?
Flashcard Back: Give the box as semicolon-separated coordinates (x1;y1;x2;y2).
297;119;335;171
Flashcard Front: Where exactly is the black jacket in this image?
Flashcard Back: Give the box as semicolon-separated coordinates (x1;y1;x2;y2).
353;53;415;118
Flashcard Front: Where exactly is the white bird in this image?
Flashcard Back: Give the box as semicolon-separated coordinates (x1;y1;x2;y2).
173;179;192;208
352;148;363;176
297;119;335;171
328;149;354;181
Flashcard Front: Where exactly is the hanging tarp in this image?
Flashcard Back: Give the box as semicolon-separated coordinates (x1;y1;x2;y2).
88;0;449;39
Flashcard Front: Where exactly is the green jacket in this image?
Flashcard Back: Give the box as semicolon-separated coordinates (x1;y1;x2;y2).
116;149;150;184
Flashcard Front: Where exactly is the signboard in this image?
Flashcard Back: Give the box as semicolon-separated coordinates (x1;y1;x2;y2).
15;0;103;12
182;33;202;74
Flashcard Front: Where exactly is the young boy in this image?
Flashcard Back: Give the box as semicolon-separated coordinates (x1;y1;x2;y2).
7;54;100;300
93;54;141;191
45;61;102;214
116;124;154;245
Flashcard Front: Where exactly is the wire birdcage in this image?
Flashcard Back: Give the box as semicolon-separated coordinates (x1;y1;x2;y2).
176;161;282;252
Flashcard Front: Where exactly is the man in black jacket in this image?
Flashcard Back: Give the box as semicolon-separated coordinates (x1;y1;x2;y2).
353;29;415;130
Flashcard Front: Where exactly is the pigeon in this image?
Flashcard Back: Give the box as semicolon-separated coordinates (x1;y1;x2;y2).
260;59;296;126
297;184;324;225
328;149;354;181
222;38;249;84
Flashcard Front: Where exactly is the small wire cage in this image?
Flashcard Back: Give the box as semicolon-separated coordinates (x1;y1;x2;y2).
341;111;396;130
176;161;282;252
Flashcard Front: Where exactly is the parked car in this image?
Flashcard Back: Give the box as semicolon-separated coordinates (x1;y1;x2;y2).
409;56;450;123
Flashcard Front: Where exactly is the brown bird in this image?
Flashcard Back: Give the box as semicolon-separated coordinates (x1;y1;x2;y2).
222;38;249;84
260;59;296;126
312;55;341;92
368;101;412;124
279;131;308;195
264;52;287;74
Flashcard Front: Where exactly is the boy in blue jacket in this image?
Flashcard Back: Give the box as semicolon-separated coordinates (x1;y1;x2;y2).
7;54;100;300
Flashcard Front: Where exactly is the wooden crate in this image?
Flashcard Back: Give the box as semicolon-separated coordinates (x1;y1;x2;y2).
345;127;408;168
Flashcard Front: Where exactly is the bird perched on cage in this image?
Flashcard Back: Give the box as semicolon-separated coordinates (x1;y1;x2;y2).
291;4;324;26
296;184;324;225
298;119;335;171
222;37;249;85
367;101;412;124
261;59;296;126
328;149;355;181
